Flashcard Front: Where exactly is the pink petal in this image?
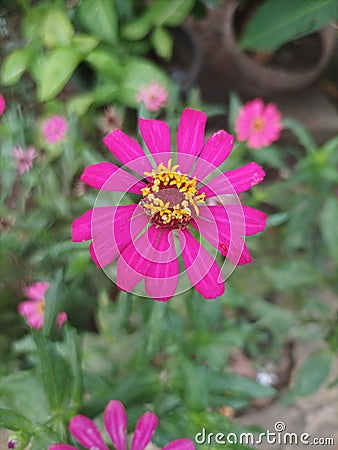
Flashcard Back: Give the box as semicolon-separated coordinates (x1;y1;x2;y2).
177;108;207;174
131;412;158;450
178;229;224;299
116;226;161;292
192;130;234;181
139;118;171;166
18;300;44;329
144;229;179;301
103;130;153;176
193;212;252;266
205;205;267;236
91;205;148;268
24;282;49;300
81;162;145;194
104;400;127;450
49;445;78;450
200;162;265;198
72;209;93;242
162;439;195;450
69;415;109;450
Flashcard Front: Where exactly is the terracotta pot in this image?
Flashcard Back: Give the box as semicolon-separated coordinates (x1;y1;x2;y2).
222;0;337;97
167;26;201;91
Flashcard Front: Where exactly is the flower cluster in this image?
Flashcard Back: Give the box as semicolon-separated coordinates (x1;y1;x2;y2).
72;108;266;301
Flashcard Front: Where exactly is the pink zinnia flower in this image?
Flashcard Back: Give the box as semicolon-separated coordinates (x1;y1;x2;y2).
136;81;168;112
235;98;282;149
72;108;266;301
49;399;194;450
12;145;36;174
18;282;67;329
0;94;6;115
42;115;68;144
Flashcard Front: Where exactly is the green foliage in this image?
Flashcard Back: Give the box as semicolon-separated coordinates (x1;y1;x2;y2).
239;0;338;51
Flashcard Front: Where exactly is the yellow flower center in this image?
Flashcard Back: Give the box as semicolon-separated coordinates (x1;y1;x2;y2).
251;117;265;132
140;159;205;229
37;299;45;313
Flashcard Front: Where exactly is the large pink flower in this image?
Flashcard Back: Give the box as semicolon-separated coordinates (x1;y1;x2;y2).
136;81;168;112
0;94;6;116
72;108;266;301
18;282;67;329
42;115;68;144
235;98;282;149
49;399;194;450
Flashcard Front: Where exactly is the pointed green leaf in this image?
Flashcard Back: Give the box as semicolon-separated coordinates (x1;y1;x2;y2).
149;0;195;26
239;0;338;51
77;0;118;44
37;48;80;101
1;49;29;85
43;270;63;337
71;34;100;54
0;408;32;431
151;26;173;60
43;8;74;48
293;349;333;396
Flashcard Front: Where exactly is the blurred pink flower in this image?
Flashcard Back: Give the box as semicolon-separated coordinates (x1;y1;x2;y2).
12;145;36;174
136;81;168;112
0;94;6;115
42;115;68;144
235;98;282;149
18;282;67;330
72;108;266;301
49;399;194;450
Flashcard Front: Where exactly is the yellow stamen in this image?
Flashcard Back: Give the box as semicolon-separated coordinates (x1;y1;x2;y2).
140;160;206;229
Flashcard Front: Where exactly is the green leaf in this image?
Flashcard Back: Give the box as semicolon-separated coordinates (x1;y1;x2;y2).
43;270;63;337
319;197;338;264
121;13;152;40
151;26;173;60
0;408;32;431
1;49;29;85
182;362;208;411
228;91;242;134
208;372;276;399
67;93;94;116
33;332;73;412
239;0;338;51
149;0;195;27
290;349;333;398
77;0;118;44
86;49;123;79
282;117;316;154
37;48;81;101
43;8;74;47
71;34;100;54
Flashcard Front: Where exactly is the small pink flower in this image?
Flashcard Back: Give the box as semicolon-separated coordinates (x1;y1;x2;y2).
42;115;68;144
0;94;6;116
49;400;195;450
12;146;36;174
235;98;282;149
136;81;168;112
18;282;67;330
